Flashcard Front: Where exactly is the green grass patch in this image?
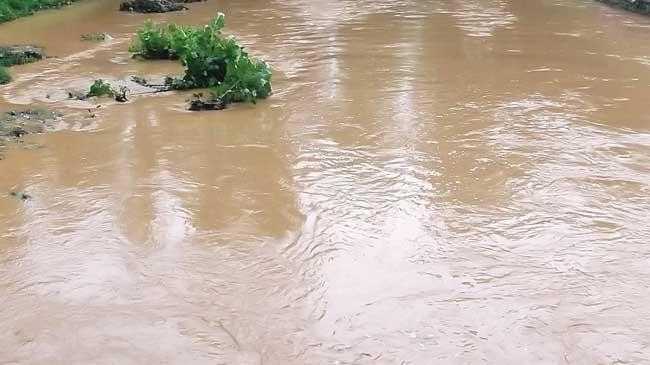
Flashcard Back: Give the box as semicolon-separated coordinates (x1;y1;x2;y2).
129;13;272;107
0;66;10;84
0;0;79;23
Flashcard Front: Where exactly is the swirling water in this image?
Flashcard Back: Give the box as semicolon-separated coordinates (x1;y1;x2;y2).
0;0;649;363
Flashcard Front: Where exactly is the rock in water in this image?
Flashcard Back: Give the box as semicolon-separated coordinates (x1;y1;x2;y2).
119;0;186;13
596;0;650;14
188;96;226;111
0;45;45;67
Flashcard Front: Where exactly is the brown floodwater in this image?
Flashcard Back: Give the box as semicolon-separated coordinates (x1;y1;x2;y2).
1;0;650;363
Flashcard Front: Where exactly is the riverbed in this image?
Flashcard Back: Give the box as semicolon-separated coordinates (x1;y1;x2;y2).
1;0;650;364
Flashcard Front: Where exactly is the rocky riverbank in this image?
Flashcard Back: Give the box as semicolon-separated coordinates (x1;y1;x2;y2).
597;0;650;14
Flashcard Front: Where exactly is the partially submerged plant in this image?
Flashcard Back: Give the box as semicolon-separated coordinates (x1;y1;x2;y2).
0;66;10;84
87;79;114;98
129;21;184;59
129;13;272;109
82;79;128;102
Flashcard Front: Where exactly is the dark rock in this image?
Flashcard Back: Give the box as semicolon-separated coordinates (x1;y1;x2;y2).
114;86;129;102
119;0;186;13
131;75;172;91
596;0;650;14
68;90;88;100
0;45;45;67
188;94;226;111
10;191;31;201
9;126;27;138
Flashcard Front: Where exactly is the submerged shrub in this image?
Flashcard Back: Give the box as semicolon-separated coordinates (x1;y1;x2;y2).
129;13;271;107
0;66;10;84
87;79;114;97
84;79;129;102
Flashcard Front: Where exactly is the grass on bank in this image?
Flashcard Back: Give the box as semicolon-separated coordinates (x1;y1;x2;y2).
129;13;272;106
0;0;78;23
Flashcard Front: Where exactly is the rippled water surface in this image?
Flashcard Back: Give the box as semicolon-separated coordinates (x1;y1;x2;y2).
1;0;650;363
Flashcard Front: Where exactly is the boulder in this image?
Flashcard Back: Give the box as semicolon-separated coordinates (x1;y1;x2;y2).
119;0;186;13
188;94;226;111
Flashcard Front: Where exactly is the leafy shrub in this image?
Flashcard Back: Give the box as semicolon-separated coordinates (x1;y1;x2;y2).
129;21;180;59
0;66;10;84
130;13;271;107
87;79;114;97
211;55;272;104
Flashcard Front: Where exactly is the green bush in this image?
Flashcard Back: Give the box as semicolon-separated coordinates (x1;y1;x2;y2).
87;79;114;97
130;13;272;106
0;0;79;23
0;66;10;84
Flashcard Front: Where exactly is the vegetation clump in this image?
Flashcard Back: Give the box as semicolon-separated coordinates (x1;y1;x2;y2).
0;45;44;67
129;13;272;109
0;0;78;23
87;79;114;98
0;66;10;84
69;80;129;102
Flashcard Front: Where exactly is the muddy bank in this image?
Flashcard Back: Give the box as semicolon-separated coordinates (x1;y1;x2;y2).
596;0;650;14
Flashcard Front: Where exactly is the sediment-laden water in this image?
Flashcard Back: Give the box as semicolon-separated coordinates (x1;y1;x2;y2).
1;0;649;363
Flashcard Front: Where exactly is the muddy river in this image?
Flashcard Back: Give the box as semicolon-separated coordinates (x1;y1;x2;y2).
1;0;649;363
